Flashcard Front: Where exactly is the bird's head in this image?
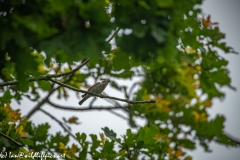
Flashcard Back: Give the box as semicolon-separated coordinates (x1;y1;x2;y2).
101;79;110;84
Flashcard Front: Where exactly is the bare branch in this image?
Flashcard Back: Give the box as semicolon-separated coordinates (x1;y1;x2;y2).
26;86;60;119
50;79;155;104
89;97;97;108
39;108;78;142
0;132;22;146
225;132;240;146
108;110;128;120
104;94;128;111
48;100;129;120
107;27;121;43
129;81;141;97
48;100;129;111
0;80;19;86
0;58;90;87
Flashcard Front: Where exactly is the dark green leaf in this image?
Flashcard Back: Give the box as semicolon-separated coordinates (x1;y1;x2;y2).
101;127;117;141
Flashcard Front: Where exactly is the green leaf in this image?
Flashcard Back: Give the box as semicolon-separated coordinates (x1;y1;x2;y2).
138;125;159;145
179;139;195;149
35;123;50;140
76;132;87;144
102;140;114;152
79;144;88;160
90;134;100;151
21;138;33;146
112;51;130;71
0;137;11;147
38;81;52;91
0;90;13;104
101;127;117;141
156;0;173;8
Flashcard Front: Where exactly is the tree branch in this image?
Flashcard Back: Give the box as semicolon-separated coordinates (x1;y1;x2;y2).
0;132;22;146
108;110;128;120
0;58;90;87
49;79;156;104
225;132;240;146
26;86;60;119
48;100;128;120
39;108;78;142
47;100;129;111
107;27;121;43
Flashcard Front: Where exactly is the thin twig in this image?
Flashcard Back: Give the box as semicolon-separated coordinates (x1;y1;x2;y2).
225;132;240;146
107;27;121;43
129;81;141;98
0;80;19;86
108;110;128;120
102;91;126;110
50;79;156;104
39;108;78;142
26;86;60;119
104;95;128;112
0;59;90;87
47;100;129;111
0;132;22;146
89;97;97;108
48;100;128;120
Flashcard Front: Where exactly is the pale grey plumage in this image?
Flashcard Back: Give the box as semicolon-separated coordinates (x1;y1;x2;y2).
78;80;109;105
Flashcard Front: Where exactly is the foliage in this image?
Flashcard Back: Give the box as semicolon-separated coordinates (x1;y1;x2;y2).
0;0;239;159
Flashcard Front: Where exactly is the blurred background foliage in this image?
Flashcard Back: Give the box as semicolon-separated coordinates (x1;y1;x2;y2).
0;0;238;159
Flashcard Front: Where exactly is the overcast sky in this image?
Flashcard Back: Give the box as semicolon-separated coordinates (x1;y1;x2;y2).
11;0;240;159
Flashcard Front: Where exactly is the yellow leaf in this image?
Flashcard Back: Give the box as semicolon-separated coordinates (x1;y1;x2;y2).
192;111;207;122
185;46;196;54
105;0;109;5
67;116;80;124
16;126;28;137
99;133;105;145
117;150;126;156
71;144;77;154
201;15;218;28
175;149;184;157
167;148;173;154
154;133;162;141
192;111;199;121
38;64;45;73
63;88;69;99
6;103;21;122
59;142;65;150
155;97;171;113
6;123;13;135
156;97;171;106
195;65;201;71
203;100;212;108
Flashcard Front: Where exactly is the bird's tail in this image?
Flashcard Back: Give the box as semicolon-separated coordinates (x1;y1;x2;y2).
78;99;85;105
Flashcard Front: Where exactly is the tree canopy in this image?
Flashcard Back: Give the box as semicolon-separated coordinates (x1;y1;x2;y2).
0;0;239;159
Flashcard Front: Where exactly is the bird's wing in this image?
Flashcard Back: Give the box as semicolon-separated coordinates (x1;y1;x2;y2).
81;82;100;98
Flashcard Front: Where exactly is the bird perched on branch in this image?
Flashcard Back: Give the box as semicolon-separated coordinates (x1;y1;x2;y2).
78;80;110;105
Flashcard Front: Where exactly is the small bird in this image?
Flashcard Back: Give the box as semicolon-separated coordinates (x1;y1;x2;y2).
78;80;110;105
